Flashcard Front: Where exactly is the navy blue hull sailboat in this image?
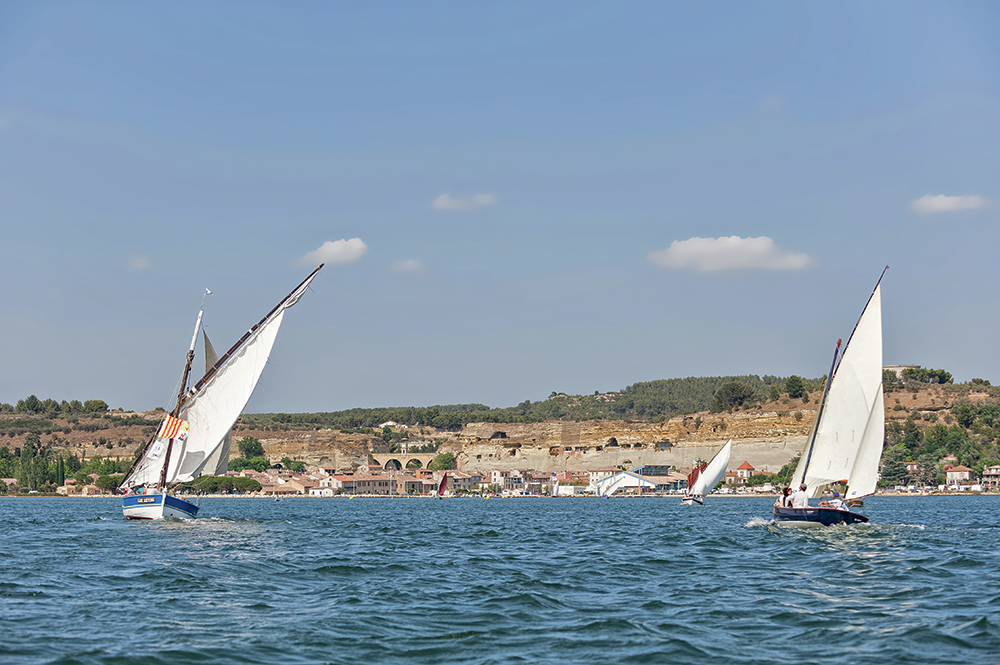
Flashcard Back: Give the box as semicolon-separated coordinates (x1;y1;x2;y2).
773;268;886;527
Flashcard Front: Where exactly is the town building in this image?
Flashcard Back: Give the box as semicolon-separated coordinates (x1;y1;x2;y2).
945;465;975;485
981;465;1000;488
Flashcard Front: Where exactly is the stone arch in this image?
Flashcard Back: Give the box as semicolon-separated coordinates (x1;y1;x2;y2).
405;459;423;469
607;437;619;447
490;431;508;440
383;459;402;471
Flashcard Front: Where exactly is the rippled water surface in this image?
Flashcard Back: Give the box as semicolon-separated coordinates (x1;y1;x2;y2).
2;496;999;664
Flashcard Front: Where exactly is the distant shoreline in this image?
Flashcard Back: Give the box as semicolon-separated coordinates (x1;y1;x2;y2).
4;492;997;499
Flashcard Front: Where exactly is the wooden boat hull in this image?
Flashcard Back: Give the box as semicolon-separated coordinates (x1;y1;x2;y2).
122;494;199;520
773;505;868;527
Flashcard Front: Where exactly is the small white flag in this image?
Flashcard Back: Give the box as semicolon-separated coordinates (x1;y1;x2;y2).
205;288;213;296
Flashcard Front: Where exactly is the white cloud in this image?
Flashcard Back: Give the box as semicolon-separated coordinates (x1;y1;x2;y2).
128;255;150;271
432;193;497;210
910;194;986;214
300;238;368;265
389;259;425;274
648;236;809;271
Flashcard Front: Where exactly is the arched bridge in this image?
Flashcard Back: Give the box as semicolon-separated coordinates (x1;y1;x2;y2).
370;453;439;471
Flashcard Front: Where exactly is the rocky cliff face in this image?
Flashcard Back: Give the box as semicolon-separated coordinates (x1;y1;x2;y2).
229;408;816;475
446;409;815;475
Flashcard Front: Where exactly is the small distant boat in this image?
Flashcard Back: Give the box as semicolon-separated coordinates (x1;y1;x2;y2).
681;439;731;505
435;472;448;499
551;477;560;497
773;267;887;527
119;266;323;520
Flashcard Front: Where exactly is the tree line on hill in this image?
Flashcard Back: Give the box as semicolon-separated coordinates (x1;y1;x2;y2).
0;432;130;494
1;395;111;416
244;374;830;432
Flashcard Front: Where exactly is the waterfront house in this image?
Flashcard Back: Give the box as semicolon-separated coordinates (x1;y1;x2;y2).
982;465;1000;488
735;461;755;483
945;465;975;485
588;467;620;484
286;477;318;494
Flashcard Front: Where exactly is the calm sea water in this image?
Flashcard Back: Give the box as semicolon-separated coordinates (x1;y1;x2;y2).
2;495;999;664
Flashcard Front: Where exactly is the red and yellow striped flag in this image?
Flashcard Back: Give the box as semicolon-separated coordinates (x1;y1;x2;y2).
157;415;190;440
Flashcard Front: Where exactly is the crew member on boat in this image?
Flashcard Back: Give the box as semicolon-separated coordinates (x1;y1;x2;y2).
791;484;809;508
819;491;847;511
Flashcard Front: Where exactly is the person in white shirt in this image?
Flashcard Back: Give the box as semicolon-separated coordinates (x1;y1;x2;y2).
820;490;847;510
791;484;809;508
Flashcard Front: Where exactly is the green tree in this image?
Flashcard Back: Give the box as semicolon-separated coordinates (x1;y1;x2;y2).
902;418;922;451
96;474;124;492
953;403;975;429
428;452;456;471
83;399;109;413
879;445;911;487
17;395;43;414
237;436;265;458
882;369;899;390
773;456;799;485
712;381;757;411
915;453;940;486
785;376;806;399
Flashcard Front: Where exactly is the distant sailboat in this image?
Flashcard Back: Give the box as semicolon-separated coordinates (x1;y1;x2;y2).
681;439;731;505
436;472;448;498
773;267;887;527
119;266;323;520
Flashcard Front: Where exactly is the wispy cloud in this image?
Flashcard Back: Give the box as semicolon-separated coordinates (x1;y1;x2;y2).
128;255;150;271
389;259;426;274
649;236;809;271
432;193;497;210
910;194;986;214
300;238;368;265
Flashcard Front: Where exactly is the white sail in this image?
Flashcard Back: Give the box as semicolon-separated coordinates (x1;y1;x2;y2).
793;284;883;499
690;439;731;496
122;268;320;489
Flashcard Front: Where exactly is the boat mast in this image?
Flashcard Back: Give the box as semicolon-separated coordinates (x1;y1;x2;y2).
798;338;841;485
158;307;204;490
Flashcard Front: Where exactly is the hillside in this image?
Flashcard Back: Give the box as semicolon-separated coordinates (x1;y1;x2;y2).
2;376;997;489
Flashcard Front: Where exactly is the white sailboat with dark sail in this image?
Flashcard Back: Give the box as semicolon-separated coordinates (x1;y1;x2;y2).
773;267;886;527
120;265;323;520
681;439;731;505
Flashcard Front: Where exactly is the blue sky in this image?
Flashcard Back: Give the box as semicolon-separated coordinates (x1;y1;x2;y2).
1;1;997;413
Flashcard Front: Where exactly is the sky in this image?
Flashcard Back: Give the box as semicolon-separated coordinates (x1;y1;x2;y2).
1;1;998;413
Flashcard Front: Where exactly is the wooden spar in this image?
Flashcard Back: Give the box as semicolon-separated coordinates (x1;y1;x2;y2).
798;338;841;486
192;264;324;393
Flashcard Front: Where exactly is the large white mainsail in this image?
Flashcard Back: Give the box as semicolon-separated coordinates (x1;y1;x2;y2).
690;439;732;497
791;282;884;500
121;266;321;490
